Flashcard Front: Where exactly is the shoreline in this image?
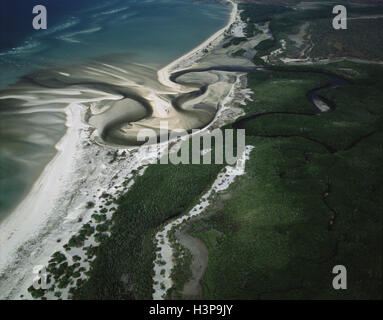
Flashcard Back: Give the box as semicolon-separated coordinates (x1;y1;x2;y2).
0;103;88;298
157;0;237;90
0;0;241;299
0;103;87;298
0;103;86;267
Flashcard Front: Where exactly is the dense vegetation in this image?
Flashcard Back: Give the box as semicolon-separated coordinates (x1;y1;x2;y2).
240;3;293;24
73;150;224;299
186;2;383;300
74;2;383;300
189;61;383;299
309;18;383;61
241;1;383;61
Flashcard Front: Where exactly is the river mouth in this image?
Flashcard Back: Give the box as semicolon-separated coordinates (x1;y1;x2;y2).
0;0;233;222
0;57;245;223
0;56;352;221
0;63;350;151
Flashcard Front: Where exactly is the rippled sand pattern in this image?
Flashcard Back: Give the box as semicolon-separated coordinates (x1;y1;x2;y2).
0;55;237;149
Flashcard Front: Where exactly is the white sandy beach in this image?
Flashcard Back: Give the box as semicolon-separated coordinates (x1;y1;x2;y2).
0;103;87;298
0;0;245;299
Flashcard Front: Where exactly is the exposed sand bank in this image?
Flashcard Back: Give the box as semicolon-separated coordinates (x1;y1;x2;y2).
0;105;169;298
0;0;254;299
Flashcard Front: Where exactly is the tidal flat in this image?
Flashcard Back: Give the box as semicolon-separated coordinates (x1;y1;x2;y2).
1;0;382;301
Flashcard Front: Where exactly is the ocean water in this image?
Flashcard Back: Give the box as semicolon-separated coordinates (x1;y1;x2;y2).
0;0;231;219
0;0;231;87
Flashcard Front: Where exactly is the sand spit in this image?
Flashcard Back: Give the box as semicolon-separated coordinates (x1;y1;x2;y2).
0;0;259;300
0;110;168;298
313;97;330;112
157;0;238;90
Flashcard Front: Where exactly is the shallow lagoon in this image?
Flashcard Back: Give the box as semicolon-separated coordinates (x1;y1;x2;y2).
0;0;230;219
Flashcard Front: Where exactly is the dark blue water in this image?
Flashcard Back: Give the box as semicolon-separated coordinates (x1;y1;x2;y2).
0;0;231;87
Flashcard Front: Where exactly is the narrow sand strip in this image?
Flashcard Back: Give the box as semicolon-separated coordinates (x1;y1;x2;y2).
0;103;85;271
157;0;238;91
0;0;242;299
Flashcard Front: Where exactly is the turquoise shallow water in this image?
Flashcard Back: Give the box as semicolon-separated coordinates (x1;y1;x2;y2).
0;0;231;219
0;0;231;88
